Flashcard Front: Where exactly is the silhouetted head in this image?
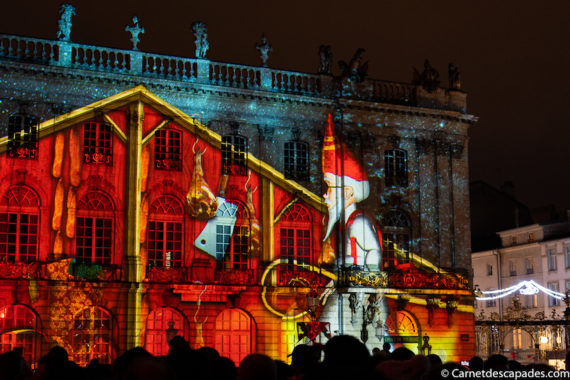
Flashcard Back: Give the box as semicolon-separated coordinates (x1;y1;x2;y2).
469;356;484;371
391;347;414;361
485;354;508;370
427;353;442;367
323;335;370;379
382;342;391;352
238;353;277;380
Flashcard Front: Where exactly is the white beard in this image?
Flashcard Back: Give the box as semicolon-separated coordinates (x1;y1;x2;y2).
323;188;343;241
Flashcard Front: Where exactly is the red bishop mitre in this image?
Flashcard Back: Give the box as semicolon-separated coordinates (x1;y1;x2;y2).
322;113;369;201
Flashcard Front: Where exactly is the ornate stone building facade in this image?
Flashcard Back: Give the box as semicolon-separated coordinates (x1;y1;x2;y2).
0;5;476;366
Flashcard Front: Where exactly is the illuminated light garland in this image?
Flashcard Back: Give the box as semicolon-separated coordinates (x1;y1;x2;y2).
476;280;566;301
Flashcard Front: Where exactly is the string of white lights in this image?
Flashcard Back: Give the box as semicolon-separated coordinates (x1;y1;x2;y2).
475;280;566;301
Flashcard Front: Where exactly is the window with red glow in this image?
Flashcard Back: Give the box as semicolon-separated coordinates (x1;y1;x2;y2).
7;114;38;160
382;210;411;270
215;308;253;366
147;196;184;268
76;191;114;265
83;122;112;165
154;129;182;171
72;307;113;366
219;205;250;271
0;305;39;367
278;204;312;275
145;307;184;356
0;186;39;263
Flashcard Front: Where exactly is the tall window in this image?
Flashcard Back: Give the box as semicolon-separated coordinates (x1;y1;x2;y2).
215;308;253;366
548;249;557;272
0;305;39;366
0;186;39;263
76;191;114;265
279;204;312;276
147;196;184;268
72;307;113;366
284;141;309;181
145;307;184;356
548;282;560;307
382;210;411;270
565;246;570;269
525;258;534;274
525;294;537;308
384;149;408;187
154;129;182;171
221;134;248;176
509;261;516;276
7;114;38;160
216;202;250;271
487;264;493;276
83;122;112;165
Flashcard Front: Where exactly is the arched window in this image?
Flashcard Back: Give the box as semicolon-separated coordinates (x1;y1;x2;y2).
214;308;254;365
154;128;182;171
76;191;114;265
384;149;408;187
382;210;411;270
279;204;312;276
7;114;38;160
0;186;40;263
72;306;113;366
218;203;250;271
148;196;184;268
0;305;40;367
284;141;309;181
384;310;419;340
145;307;185;356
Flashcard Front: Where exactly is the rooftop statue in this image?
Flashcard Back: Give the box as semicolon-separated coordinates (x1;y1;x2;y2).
125;16;145;51
448;63;461;90
412;59;440;92
57;4;76;42
255;34;273;67
318;45;332;74
338;48;368;82
191;22;209;59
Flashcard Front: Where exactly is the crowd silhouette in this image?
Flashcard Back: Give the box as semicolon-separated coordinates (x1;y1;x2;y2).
0;335;566;380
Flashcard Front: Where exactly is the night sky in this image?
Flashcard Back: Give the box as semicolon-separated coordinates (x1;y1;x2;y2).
2;1;569;213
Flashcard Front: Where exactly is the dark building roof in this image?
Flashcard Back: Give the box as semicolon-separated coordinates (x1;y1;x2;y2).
470;180;534;252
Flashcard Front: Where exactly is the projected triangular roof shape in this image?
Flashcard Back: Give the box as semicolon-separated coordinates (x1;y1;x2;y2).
0;85;324;212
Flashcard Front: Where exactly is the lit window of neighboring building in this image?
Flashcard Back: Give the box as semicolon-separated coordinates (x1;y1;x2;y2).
147;195;184;268
565;246;570;269
0;305;39;366
72;307;113;366
548;249;557;271
76;191;114;265
83;122;112;165
486;299;497;308
279;204;312;276
284;141;309;181
154;128;182;171
566;280;570;292
525;294;537;308
509;261;516;276
548;282;560;307
382;210;411;270
525;258;534;274
221;134;247;176
145;307;184;356
7;114;38;160
0;186;40;263
487;264;493;276
384;149;408;187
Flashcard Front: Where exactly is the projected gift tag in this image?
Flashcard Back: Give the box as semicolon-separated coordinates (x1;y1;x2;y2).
194;197;238;260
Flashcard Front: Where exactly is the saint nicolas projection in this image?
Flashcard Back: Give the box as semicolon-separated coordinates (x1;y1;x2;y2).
0;5;477;367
